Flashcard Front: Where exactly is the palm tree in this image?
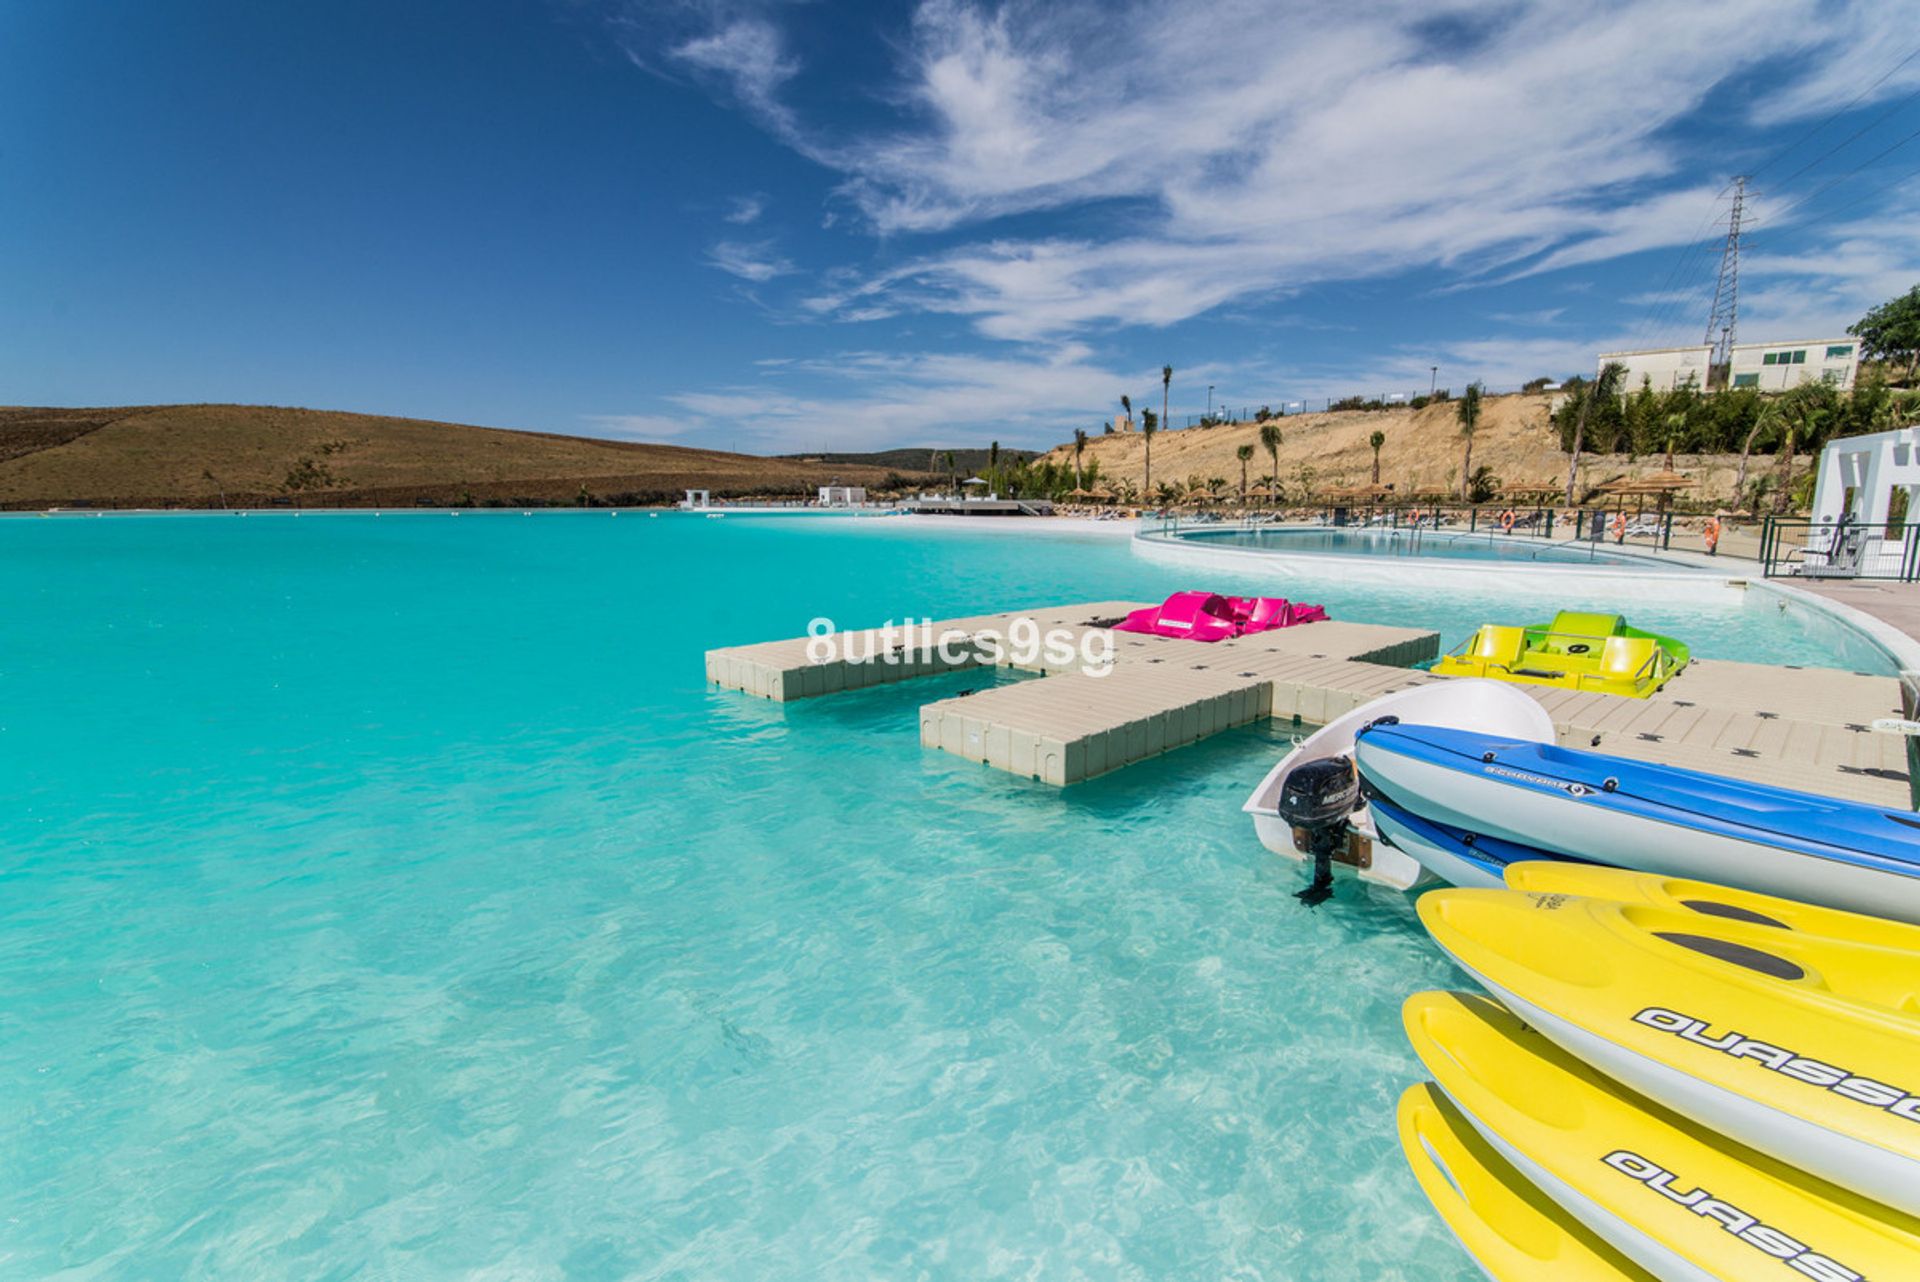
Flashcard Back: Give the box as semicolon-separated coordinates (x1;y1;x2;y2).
1662;411;1686;472
1161;365;1173;440
1736;402;1778;510
1565;362;1625;505
943;450;957;496
1141;408;1158;500
1120;393;1132;432
988;440;1000;493
1368;430;1386;485
1772;393;1829;515
1259;421;1284;501
1072;428;1088;489
1456;382;1483;502
1236;443;1255;505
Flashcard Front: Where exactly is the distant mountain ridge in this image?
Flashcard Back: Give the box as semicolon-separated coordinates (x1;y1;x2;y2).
779;447;1038;473
0;404;933;509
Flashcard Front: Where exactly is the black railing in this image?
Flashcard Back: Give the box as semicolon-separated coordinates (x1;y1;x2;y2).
1759;517;1920;581
1317;503;1557;538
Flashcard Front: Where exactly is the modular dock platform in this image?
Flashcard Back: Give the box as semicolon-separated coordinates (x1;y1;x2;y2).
704;600;1912;806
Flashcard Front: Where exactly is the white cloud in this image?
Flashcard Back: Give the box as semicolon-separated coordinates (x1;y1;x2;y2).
595;344;1233;452
707;238;796;281
635;0;1918;345
723;193;768;224
672;17;795;109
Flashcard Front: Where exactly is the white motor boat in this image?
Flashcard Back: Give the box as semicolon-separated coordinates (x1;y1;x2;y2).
1243;679;1555;903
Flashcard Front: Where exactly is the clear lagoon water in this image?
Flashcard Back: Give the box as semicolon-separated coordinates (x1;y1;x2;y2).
1173;524;1680;567
0;513;1890;1280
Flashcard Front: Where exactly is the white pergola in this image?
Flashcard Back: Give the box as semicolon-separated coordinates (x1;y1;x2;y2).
1806;427;1920;576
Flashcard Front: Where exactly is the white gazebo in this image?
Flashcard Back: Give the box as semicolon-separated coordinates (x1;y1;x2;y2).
1807;427;1920;576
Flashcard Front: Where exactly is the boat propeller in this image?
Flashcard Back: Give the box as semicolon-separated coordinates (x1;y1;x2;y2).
1277;755;1361;908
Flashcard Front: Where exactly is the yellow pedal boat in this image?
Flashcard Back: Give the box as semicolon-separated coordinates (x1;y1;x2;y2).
1431;610;1689;698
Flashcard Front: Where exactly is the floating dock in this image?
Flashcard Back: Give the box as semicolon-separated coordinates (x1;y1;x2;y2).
704;600;1911;805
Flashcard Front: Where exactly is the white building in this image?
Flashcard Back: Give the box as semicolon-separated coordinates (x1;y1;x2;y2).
817;485;867;506
1805;426;1920;577
1726;338;1860;392
679;489;711;510
1596;338;1861;394
1595;345;1711;392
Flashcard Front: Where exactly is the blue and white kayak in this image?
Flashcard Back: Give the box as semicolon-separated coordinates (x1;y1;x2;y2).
1366;794;1592;889
1354;723;1920;924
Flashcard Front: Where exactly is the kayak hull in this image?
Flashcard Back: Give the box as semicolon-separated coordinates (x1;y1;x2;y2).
1419;887;1920;1221
1354;726;1920;923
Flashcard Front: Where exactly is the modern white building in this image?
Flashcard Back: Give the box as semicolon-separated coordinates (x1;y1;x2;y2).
1804;426;1920;577
679;489;711;510
1596;338;1861;393
1595;345;1712;392
817;485;867;506
1726;338;1860;391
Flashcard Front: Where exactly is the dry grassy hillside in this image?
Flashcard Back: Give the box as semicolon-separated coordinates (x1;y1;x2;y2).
0;405;920;508
1041;393;1760;505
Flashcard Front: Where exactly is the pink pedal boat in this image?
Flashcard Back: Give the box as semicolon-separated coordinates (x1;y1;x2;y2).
1112;591;1327;643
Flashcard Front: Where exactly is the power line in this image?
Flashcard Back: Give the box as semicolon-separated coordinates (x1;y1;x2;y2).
1627;182;1735;350
1767;81;1920;190
1762;122;1920;226
1704;178;1748;368
1749;44;1920;181
1812;159;1920;223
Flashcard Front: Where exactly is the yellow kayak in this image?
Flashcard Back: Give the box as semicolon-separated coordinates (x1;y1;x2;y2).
1398;1082;1657;1282
1504;862;1920;952
1406;990;1920;1281
1417;884;1920;1217
1431;610;1689;698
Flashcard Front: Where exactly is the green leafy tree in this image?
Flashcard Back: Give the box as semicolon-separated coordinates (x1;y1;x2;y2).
1259;421;1284;500
1850;285;1920;383
1072;428;1088;490
1235;443;1254;504
1369;429;1386;484
1455;382;1483;502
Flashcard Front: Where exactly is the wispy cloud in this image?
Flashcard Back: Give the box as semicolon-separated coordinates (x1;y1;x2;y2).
628;0;1916;345
706;238;796;282
722;192;768;224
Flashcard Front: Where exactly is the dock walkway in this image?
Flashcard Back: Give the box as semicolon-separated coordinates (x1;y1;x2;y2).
705;600;1910;805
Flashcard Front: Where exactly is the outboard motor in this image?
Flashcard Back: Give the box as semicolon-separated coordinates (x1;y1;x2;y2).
1278;755;1360;907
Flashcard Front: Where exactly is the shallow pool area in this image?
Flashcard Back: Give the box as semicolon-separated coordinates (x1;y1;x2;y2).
1166;522;1681;567
0;513;1897;1279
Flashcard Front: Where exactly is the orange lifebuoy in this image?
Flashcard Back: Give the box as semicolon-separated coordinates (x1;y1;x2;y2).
1609;512;1627;541
1703;516;1722;552
1499;508;1516;532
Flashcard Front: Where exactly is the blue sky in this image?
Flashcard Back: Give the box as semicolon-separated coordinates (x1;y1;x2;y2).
4;1;1918;452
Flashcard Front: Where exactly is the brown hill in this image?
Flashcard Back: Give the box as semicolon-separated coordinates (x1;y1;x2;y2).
1041;393;1758;505
0;404;923;509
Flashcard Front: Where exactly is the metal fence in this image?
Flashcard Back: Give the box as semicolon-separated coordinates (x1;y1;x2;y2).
1317;503;1557;538
1758;517;1920;581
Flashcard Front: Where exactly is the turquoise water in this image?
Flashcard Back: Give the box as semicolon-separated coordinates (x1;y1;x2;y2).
1177;524;1673;567
0;513;1890;1280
